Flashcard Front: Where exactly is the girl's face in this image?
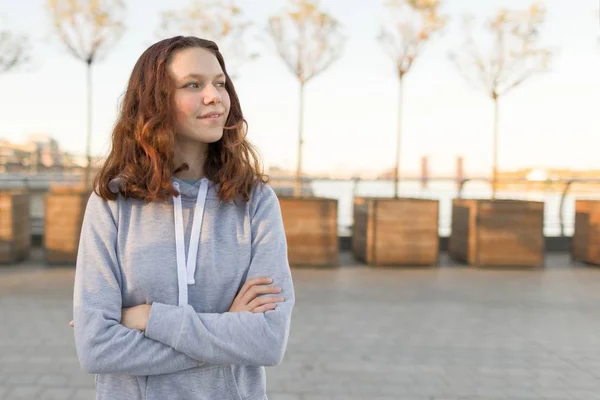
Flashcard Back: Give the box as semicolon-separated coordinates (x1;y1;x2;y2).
169;47;231;145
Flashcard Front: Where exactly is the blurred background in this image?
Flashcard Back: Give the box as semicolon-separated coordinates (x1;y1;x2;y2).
1;0;600;399
1;0;600;240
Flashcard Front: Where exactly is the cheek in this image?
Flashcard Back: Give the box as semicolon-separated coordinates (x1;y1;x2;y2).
222;91;231;114
175;94;200;117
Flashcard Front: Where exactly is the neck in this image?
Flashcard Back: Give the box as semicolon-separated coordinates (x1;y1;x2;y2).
173;136;208;180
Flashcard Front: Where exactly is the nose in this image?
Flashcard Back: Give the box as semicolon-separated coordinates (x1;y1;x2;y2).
202;84;221;105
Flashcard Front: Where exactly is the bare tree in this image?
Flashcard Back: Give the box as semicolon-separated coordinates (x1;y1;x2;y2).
0;16;29;73
379;0;446;198
268;0;346;197
156;0;257;78
449;2;551;198
47;0;126;188
597;7;600;47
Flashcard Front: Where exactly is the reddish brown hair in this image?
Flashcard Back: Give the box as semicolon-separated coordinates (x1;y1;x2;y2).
94;36;268;203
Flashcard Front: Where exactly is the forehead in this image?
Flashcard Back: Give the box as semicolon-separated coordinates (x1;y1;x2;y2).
168;47;223;79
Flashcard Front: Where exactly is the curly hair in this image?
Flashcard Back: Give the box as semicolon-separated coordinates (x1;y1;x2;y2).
94;36;268;203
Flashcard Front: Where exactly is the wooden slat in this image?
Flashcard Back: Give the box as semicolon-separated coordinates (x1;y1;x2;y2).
351;198;370;262
279;197;338;267
450;199;544;267
572;212;589;261
0;192;31;264
44;192;91;265
449;199;477;263
572;200;600;265
353;197;439;266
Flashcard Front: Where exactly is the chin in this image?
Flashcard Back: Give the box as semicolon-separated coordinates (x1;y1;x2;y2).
204;130;224;143
180;129;224;144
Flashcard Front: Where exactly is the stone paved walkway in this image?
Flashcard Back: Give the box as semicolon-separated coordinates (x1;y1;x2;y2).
1;252;600;399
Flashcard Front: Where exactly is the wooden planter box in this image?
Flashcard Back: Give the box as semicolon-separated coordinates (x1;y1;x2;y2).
572;200;600;265
278;197;338;267
449;199;544;267
0;191;31;264
44;187;92;265
352;197;439;266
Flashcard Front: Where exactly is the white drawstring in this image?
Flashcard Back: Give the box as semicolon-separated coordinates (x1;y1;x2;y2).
172;179;209;306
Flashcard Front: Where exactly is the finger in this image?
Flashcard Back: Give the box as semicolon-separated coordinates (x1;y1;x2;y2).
237;277;273;299
242;285;282;305
247;296;284;310
69;320;74;327
251;303;277;313
238;277;273;298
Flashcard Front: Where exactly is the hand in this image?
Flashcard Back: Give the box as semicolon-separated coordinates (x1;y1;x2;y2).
229;277;284;313
69;304;152;331
68;278;282;327
121;304;152;331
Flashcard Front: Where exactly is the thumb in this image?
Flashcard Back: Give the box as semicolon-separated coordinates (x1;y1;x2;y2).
69;320;74;328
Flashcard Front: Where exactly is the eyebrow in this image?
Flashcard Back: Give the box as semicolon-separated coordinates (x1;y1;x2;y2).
181;73;226;81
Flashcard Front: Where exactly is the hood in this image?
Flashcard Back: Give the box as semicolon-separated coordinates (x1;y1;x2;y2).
108;174;212;306
107;175;218;199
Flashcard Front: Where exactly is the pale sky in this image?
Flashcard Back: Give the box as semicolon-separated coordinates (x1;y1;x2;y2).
0;0;599;177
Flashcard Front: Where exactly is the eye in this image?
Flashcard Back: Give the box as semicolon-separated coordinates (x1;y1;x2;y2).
184;82;200;89
215;81;226;87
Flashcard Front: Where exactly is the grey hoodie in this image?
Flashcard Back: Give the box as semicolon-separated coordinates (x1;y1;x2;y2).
73;176;295;400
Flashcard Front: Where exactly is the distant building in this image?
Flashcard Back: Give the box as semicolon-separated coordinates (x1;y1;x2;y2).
27;134;63;169
0;134;102;173
0;139;36;172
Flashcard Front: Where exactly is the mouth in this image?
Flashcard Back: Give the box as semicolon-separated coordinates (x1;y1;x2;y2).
199;112;223;119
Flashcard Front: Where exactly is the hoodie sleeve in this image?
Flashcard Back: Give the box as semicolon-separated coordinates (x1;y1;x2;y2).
144;184;295;367
73;192;201;376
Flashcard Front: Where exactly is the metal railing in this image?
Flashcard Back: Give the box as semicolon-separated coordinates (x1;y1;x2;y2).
558;179;600;237
269;176;597;237
2;173;599;237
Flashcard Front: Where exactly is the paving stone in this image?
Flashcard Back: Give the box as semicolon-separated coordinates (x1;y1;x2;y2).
39;388;75;399
1;252;599;398
71;389;96;400
37;374;70;387
4;386;43;400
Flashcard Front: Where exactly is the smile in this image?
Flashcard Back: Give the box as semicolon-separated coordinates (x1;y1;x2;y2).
199;112;222;119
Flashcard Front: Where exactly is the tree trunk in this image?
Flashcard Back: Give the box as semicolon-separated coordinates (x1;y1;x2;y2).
294;80;305;197
83;59;93;189
393;76;404;198
492;94;499;199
